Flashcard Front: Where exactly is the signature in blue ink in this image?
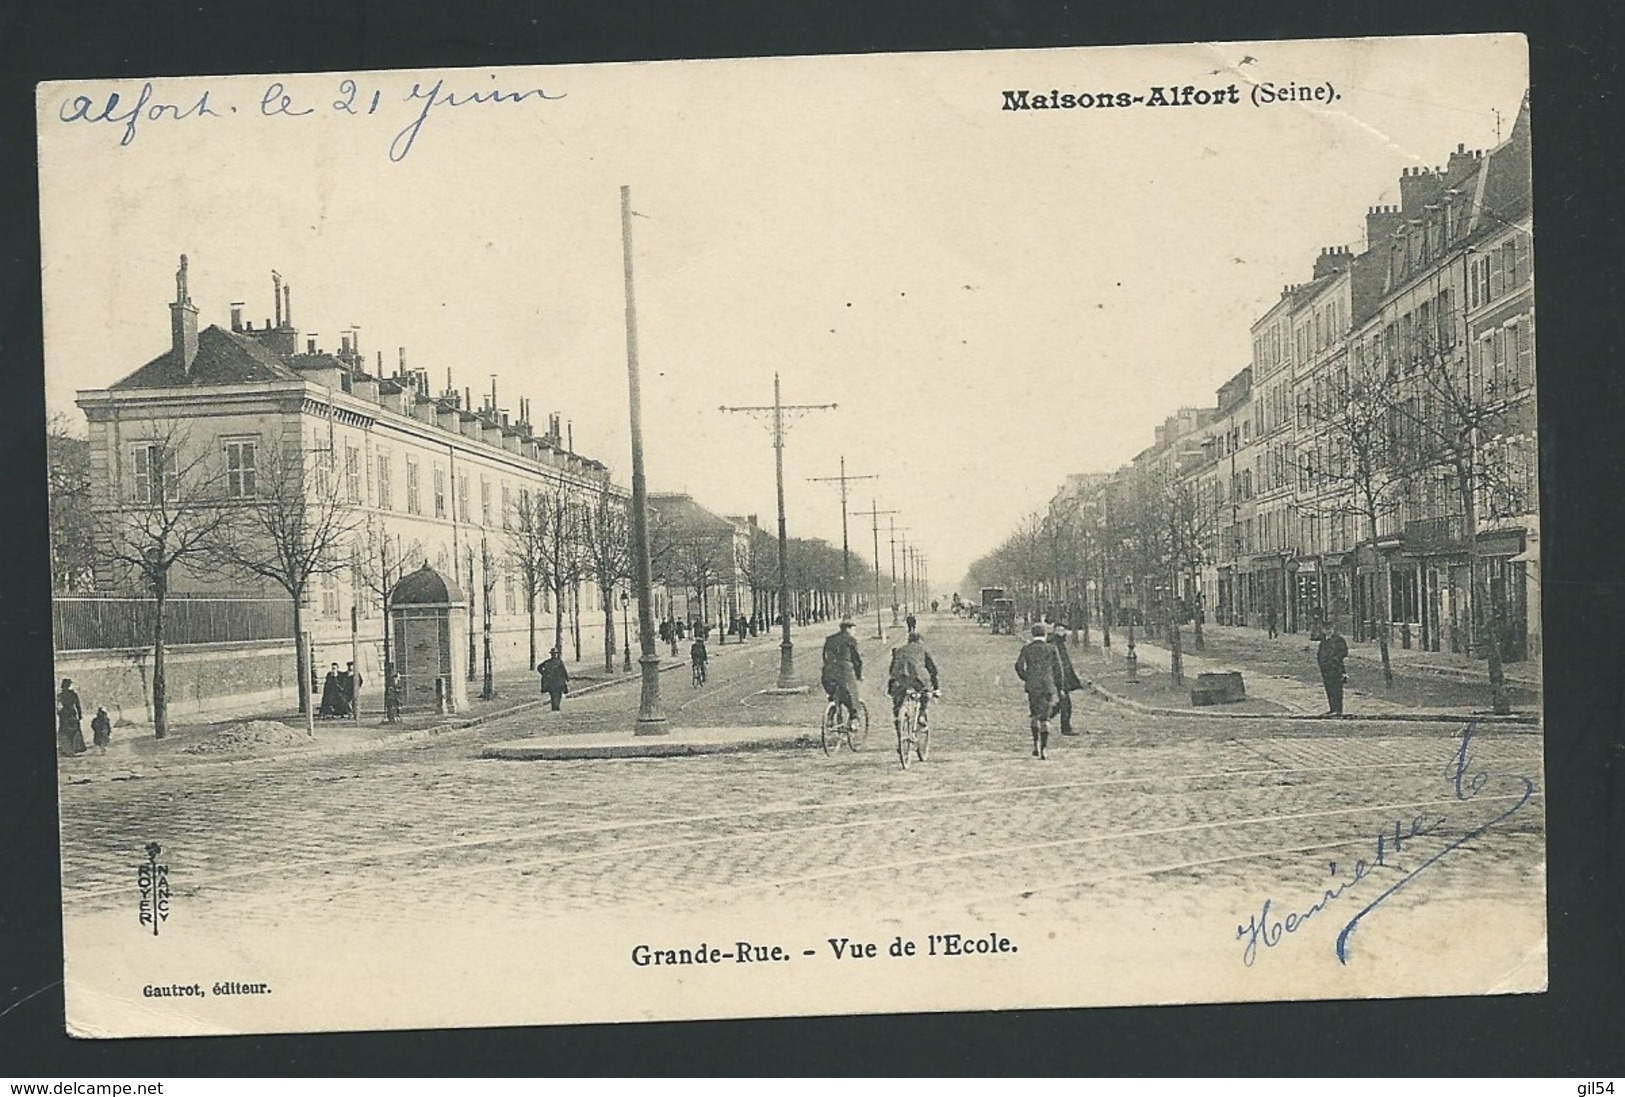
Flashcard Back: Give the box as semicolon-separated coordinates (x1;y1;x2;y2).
1236;720;1535;967
390;77;566;162
57;82;223;147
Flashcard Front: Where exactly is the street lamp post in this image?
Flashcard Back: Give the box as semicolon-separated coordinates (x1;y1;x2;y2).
1125;574;1139;683
620;185;667;733
620;589;632;672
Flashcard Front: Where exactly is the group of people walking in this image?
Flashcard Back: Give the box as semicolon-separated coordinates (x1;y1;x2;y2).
1015;623;1085;759
316;662;364;718
56;678;111;757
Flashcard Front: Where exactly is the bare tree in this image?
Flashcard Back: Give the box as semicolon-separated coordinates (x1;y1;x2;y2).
658;528;731;629
734;524;775;629
207;438;361;731
1401;303;1532;714
580;482;632;672
47;413;96;593
1302;346;1417;688
93;421;228;738
351;517;425;720
508;480;582;661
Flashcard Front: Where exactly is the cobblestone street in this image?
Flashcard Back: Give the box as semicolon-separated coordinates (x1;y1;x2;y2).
59;615;1546;1032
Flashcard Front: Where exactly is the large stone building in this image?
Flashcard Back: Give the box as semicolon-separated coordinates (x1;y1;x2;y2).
71;261;629;712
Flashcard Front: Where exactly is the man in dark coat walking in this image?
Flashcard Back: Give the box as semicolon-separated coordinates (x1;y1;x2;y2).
1317;621;1349;716
1015;624;1064;759
537;648;571;712
1048;625;1085;735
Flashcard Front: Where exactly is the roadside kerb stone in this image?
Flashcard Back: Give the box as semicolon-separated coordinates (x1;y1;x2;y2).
1084;679;1540;725
482;725;819;760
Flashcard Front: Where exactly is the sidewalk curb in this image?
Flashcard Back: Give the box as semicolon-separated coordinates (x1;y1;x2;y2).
1084;680;1541;726
59;637;799;785
482;730;820;761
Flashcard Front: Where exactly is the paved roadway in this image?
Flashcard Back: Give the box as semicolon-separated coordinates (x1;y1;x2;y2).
58;615;1548;1028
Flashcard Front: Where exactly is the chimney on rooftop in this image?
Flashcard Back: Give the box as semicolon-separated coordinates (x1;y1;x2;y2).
283;283;292;326
1312;245;1353;279
230;302;245;332
1365;204;1404;250
307;335;318;354
170;254;200;374
272;271;283;328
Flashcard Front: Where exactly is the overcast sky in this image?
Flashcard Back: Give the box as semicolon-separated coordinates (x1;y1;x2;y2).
37;34;1528;592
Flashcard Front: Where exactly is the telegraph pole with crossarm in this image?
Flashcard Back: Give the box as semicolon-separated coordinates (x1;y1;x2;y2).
720;374;836;691
857;501;897;639
808;456;878;619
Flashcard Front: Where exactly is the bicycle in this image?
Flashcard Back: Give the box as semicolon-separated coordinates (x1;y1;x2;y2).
895;688;931;769
692;661;707;687
820;695;869;755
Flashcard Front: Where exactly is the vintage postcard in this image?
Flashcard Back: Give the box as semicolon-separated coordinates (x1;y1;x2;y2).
40;33;1543;1037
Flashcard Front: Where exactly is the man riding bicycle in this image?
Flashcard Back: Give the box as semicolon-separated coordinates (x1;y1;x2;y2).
821;617;864;727
887;631;940;730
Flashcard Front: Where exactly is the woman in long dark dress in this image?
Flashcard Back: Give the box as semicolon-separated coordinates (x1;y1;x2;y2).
57;678;86;756
318;663;350;718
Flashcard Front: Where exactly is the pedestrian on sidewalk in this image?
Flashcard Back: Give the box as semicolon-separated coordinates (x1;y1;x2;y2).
690;635;709;685
1048;625;1085;735
91;706;112;753
1317;620;1350;716
1266;607;1278;639
537;647;571;712
318;663;349;718
1015;624;1064;760
343;662;363;716
56;678;86;756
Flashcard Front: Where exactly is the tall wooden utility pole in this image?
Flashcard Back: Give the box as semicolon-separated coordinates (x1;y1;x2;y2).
857;501;896;639
721;375;835;690
808;456;878;617
889;518;906;625
621;185;667;733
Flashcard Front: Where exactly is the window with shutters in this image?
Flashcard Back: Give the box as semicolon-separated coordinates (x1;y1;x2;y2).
377;454;393;511
1511;319;1532;391
223;438;258;499
405;458;421;515
434;465;447;518
344;445;360;503
131;443;179;504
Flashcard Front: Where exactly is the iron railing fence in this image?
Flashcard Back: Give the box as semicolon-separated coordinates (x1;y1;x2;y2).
53;595;294;652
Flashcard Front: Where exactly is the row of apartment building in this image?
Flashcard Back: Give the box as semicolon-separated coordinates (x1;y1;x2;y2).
1056;96;1537;663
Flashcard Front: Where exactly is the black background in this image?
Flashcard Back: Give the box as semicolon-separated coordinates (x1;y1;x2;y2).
2;0;1621;1077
